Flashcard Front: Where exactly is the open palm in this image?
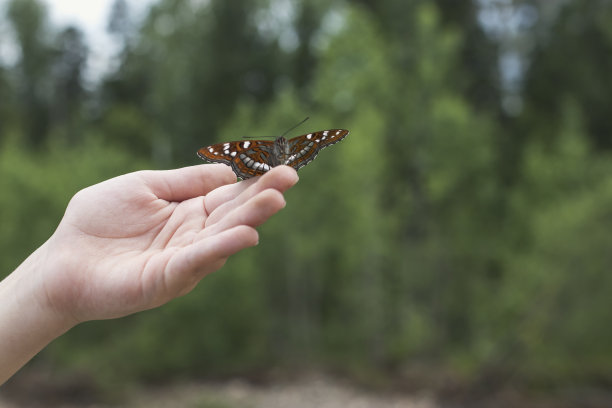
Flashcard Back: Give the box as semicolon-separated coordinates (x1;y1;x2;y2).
41;164;298;324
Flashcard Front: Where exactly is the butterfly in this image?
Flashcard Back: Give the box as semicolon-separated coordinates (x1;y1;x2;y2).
197;128;349;179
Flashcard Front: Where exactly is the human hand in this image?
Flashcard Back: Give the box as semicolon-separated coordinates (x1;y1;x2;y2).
0;164;297;384
38;164;298;325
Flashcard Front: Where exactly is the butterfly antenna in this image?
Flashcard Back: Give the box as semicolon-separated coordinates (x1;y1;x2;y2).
241;117;310;139
242;135;275;139
280;117;309;138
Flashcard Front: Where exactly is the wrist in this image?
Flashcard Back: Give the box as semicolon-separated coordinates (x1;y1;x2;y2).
0;241;77;384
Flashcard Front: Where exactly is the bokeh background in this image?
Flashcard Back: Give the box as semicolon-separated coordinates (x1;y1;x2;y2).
1;0;612;406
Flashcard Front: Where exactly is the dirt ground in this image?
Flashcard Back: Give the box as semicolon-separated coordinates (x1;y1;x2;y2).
2;373;611;408
128;377;437;408
0;375;436;408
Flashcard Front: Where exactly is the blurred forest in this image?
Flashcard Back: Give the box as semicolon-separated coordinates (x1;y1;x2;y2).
2;0;612;403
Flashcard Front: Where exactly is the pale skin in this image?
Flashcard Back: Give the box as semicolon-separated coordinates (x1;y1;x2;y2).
0;164;298;385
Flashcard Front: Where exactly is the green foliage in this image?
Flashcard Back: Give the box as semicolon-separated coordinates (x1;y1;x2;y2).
503;102;612;383
0;138;148;276
2;0;612;394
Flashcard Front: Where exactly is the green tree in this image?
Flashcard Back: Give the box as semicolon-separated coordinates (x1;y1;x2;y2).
107;0;132;45
506;101;612;383
101;0;287;163
51;26;88;143
522;0;612;151
0;64;15;140
6;0;53;146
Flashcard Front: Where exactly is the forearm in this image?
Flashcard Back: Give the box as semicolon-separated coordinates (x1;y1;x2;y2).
0;243;74;385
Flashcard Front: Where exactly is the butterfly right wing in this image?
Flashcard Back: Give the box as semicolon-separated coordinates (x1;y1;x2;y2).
286;129;349;171
197;140;275;180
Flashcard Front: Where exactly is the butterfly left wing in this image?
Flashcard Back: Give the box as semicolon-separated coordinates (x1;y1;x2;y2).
197;140;275;180
286;129;349;171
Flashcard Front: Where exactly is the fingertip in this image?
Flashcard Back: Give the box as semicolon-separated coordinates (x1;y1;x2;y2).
229;188;286;230
275;165;299;185
238;224;260;247
259;165;299;191
258;188;287;211
214;224;259;254
204;163;238;185
183;225;259;271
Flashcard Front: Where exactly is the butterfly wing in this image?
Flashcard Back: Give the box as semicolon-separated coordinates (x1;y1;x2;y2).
286;129;349;171
198;128;349;179
197;140;275;179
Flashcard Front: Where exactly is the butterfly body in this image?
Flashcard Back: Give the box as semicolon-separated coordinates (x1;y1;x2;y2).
198;129;349;179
